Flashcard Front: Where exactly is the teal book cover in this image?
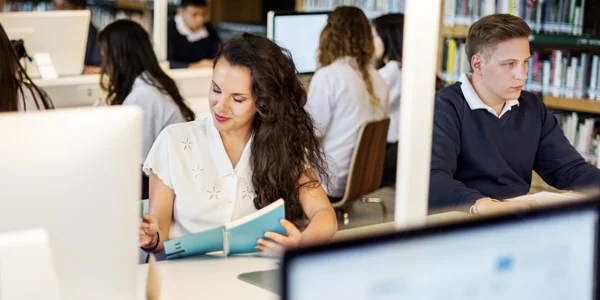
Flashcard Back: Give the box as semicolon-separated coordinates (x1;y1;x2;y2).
224;199;286;255
163;199;286;259
164;225;225;259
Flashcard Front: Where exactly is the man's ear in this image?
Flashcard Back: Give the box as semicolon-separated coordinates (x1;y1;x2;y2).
471;54;484;75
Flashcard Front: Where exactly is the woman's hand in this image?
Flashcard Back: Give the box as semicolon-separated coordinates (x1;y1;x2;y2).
140;213;160;249
256;219;302;255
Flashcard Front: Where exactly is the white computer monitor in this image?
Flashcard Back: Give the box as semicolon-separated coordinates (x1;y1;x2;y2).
0;106;142;300
0;10;90;77
283;200;600;300
267;11;329;74
35;68;213;117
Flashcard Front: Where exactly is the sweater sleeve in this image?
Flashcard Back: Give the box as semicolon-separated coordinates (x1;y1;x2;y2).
429;90;486;212
533;101;600;191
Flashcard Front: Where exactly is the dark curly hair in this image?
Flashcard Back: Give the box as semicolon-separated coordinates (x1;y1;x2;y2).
318;6;378;109
98;20;195;121
214;33;329;222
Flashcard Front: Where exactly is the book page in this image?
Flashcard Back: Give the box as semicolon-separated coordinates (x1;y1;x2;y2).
225;199;284;230
505;191;585;204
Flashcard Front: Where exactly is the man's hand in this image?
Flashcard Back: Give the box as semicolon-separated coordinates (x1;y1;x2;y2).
473;197;537;216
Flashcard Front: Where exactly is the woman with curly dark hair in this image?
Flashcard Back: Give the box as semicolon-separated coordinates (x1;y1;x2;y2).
139;33;337;256
306;6;389;200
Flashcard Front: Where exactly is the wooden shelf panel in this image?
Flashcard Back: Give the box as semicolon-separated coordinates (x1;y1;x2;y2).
115;0;145;10
543;96;600;114
440;25;469;38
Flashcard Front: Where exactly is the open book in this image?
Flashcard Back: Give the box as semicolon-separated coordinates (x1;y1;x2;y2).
505;191;586;204
164;199;286;259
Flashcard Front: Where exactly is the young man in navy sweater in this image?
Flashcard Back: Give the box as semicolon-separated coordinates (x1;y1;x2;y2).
167;0;221;69
429;14;600;215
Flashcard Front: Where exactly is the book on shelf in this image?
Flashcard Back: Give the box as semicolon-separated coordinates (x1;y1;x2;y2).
443;0;585;36
440;37;600;100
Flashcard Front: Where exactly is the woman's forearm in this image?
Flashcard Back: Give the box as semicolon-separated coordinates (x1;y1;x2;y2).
300;208;338;246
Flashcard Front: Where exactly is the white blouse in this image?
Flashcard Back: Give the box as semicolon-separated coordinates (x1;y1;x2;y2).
306;57;389;198
124;74;186;164
378;60;402;143
142;116;258;239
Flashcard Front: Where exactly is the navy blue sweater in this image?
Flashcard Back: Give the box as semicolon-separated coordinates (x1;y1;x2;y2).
429;82;600;212
167;19;221;69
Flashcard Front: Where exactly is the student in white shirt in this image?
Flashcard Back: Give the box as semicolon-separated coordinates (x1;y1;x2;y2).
306;7;389;200
98;20;195;199
0;24;54;112
372;13;404;187
139;33;337;256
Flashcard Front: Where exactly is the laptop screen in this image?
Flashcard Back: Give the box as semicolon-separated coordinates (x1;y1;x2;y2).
271;13;328;74
285;207;598;299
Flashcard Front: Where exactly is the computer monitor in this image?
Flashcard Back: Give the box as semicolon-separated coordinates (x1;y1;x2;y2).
35;68;213;114
0;10;90;77
283;199;600;300
267;11;329;74
0;106;142;300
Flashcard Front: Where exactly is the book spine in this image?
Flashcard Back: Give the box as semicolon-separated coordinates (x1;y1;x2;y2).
589;55;599;100
569;0;577;32
579;0;586;35
552;50;563;97
535;0;544;33
447;39;457;76
566;57;578;98
579;53;591;99
459;43;468;75
557;0;565;31
572;6;580;35
484;0;496;16
543;60;552;95
543;0;552;33
453;40;461;75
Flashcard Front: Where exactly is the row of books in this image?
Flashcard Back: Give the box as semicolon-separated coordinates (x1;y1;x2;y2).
554;111;600;166
3;0;52;11
441;38;600;101
90;6;151;31
301;0;404;15
443;0;586;35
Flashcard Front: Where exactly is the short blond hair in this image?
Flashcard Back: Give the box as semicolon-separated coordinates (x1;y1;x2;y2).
466;14;531;62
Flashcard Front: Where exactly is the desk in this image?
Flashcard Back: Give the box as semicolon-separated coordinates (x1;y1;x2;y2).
138;212;471;299
137;254;279;300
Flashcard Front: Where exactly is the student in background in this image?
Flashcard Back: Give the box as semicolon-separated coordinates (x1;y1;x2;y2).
429;14;600;215
98;20;195;199
139;34;337;256
0;24;54;112
53;0;102;72
306;6;389;200
167;0;221;69
372;13;404;187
